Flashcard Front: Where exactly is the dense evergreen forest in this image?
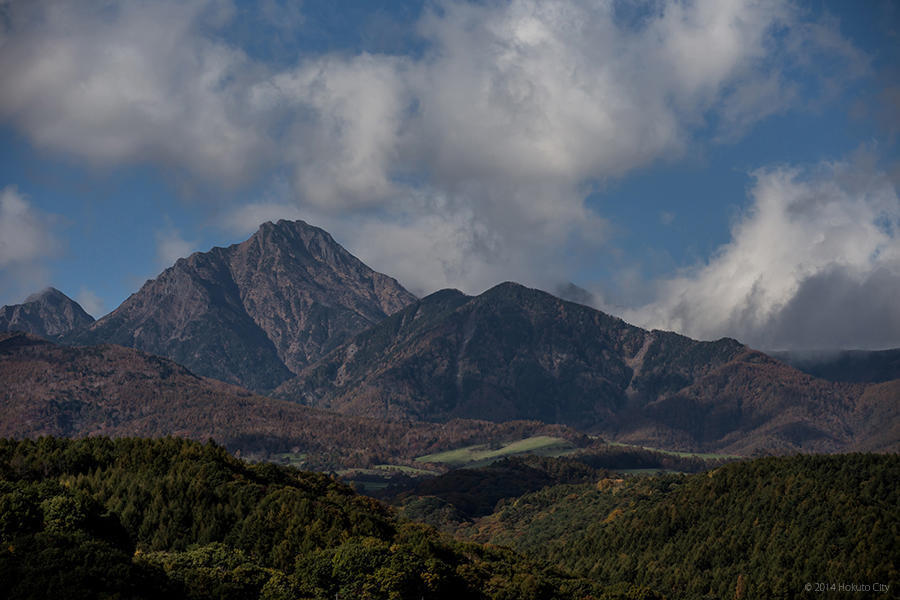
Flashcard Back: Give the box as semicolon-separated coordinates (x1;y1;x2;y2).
2;437;896;599
460;454;899;599
0;436;657;600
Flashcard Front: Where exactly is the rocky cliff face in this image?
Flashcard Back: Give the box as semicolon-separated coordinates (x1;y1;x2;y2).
0;288;95;339
275;282;895;454
14;220;892;455
69;220;416;392
228;220;416;374
275;282;744;426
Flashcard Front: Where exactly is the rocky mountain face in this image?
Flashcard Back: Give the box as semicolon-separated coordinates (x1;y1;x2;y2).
275;282;897;454
0;287;94;339
7;221;894;456
68;220;416;392
275;282;748;427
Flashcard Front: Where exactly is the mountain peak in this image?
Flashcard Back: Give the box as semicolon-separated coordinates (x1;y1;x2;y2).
481;281;589;301
421;288;469;303
255;218;330;239
245;219;363;271
73;220;417;392
477;282;607;314
486;281;527;293
1;288;94;340
24;286;67;303
475;281;540;302
265;218;318;230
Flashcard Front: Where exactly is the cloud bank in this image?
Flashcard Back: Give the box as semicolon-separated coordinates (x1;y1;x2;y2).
627;155;900;349
0;0;271;184
0;186;59;305
0;0;887;346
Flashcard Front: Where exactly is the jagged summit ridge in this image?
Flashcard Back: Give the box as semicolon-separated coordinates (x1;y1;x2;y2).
69;219;417;392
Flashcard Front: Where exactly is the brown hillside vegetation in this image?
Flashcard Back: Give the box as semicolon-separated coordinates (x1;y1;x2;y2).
0;332;577;468
633;349;894;454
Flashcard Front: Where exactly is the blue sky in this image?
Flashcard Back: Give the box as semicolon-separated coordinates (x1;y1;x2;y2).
0;0;898;350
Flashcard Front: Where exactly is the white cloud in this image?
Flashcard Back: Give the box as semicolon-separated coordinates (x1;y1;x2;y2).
0;186;59;304
266;54;414;209
222;180;611;297
627;154;900;349
0;0;873;302
409;0;795;183
0;186;58;268
75;286;104;318
0;0;274;184
221;0;854;295
155;226;197;267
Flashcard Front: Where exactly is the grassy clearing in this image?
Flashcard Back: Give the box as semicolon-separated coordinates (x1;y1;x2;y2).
605;441;738;460
415;436;576;467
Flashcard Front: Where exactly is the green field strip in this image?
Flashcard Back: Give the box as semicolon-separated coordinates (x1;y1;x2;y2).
415;435;576;467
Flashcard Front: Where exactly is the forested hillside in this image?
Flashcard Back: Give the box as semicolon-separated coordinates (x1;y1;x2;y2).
0;436;657;600
461;454;899;599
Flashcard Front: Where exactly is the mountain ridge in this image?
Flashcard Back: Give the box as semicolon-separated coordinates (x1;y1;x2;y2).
275;282;897;454
4;220;895;456
67;220;417;392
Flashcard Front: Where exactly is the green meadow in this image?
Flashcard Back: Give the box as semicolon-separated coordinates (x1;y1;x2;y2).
416;435;576;467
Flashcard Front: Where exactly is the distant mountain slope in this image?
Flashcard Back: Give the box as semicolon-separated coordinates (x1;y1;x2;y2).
276;283;898;454
0;331;373;457
642;350;881;454
68;220;416;392
277;283;656;425
0;331;574;467
0;287;94;339
850;378;900;452
771;348;900;383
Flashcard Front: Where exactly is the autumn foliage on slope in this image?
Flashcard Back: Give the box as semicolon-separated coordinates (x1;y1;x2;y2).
0;331;579;469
